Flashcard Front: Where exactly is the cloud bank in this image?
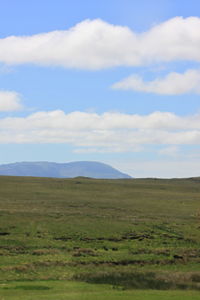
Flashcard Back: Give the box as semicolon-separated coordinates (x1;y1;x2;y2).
0;17;200;69
114;159;200;178
0;110;200;151
112;69;200;95
0;91;23;111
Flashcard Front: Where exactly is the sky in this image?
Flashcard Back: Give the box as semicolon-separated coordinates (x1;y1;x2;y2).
0;0;200;178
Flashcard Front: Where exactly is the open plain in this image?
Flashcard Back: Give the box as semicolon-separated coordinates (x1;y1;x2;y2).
0;175;200;299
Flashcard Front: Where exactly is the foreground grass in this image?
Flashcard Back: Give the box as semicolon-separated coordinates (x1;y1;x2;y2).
0;176;200;298
0;281;200;300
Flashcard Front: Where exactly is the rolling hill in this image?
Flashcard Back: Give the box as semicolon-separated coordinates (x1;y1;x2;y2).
0;161;131;179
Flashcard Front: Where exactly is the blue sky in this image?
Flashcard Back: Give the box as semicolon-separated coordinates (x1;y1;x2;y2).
0;0;200;177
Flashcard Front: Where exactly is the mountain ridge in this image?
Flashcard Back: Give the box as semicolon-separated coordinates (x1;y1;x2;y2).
0;161;131;179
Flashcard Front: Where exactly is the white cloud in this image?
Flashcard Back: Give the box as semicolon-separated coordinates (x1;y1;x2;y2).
112;69;200;95
0;17;200;69
0;91;23;111
0;110;200;151
158;146;180;157
113;159;200;178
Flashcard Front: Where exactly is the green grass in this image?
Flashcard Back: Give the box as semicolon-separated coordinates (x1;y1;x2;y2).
0;281;200;300
0;176;200;298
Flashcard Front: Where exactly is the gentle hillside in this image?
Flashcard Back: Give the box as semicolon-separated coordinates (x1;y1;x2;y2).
0;161;131;179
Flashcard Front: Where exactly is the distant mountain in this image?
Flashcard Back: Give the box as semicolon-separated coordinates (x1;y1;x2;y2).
0;161;131;179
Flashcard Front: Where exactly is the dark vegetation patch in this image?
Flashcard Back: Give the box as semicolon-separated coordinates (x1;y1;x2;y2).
0;232;10;236
74;271;200;290
54;236;72;241
4;285;51;290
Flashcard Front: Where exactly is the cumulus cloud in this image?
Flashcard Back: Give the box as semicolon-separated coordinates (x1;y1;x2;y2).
0;91;23;111
112;69;200;95
0;110;200;151
0;17;200;69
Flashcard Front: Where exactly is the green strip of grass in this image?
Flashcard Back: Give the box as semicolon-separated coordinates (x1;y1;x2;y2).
1;281;200;300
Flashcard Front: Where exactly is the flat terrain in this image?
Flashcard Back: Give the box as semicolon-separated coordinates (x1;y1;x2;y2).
0;176;200;299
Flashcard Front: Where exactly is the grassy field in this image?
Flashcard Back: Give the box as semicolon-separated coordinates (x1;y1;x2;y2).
0;176;200;299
